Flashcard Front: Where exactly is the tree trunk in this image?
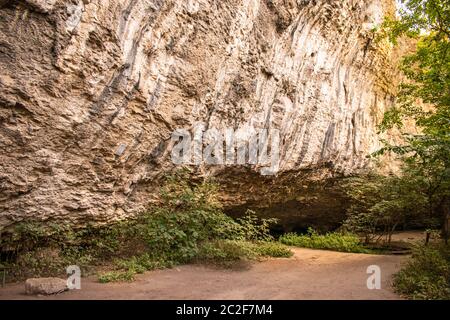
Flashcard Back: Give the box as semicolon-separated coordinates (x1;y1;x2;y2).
437;199;449;245
388;223;398;245
443;206;449;245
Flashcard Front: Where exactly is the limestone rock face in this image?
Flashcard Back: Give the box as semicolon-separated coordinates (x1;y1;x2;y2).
25;277;68;295
0;0;399;229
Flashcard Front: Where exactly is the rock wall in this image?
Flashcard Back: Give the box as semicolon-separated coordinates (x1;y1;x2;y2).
0;0;399;229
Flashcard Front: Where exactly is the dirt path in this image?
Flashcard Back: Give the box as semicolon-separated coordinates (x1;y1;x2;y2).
0;248;407;300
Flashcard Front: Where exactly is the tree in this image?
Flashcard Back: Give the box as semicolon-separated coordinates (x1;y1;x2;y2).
376;0;450;242
343;174;425;244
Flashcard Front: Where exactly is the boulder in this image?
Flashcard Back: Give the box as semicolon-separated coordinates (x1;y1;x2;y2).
25;278;68;295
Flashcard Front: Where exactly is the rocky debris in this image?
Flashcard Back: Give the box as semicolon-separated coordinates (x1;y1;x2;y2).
25;278;68;295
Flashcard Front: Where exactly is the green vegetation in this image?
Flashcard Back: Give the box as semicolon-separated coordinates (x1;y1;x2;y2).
0;222;129;280
0;170;292;283
279;228;370;253
342;174;426;244
369;0;450;299
97;239;294;281
196;240;292;267
253;241;294;258
394;243;450;300
98;270;136;283
375;0;450;241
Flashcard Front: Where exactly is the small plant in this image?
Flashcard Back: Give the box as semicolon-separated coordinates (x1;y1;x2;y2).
98;270;136;283
236;211;278;242
195;240;292;268
279;228;370;253
253;241;293;258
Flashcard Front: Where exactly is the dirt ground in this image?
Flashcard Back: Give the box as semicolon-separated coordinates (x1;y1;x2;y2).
0;248;407;300
390;231;425;243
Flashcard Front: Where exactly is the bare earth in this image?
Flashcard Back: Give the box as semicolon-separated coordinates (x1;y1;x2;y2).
0;248;407;300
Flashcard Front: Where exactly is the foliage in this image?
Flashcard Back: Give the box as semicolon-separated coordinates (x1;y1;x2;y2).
0;221;132;280
98;239;293;280
130;172;279;265
235;211;277;242
375;0;450;239
195;240;260;268
279;228;370;253
98;270;135;283
380;0;450;44
97;174;286;281
2;170;290;283
394;243;450;299
97;253;176;283
253;241;294;258
342;174;427;244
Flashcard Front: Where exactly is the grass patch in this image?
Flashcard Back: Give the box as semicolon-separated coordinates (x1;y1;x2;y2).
98;270;135;283
253;241;294;258
279;228;371;253
393;243;450;300
194;240;259;268
195;240;292;267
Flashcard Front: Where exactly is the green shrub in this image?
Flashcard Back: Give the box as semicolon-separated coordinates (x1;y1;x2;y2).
236;212;277;242
195;240;293;267
279;228;370;253
394;243;450;300
134;208;240;264
253;241;294;258
97;253;178;283
115;254;174;272
98;270;136;283
196;240;259;267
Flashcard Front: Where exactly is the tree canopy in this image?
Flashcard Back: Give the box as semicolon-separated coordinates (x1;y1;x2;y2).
359;0;450;240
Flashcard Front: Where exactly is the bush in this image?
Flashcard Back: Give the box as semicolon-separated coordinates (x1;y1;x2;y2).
130;176;279;266
98;207;290;279
236;212;277;242
195;240;293;266
98;240;294;281
279;228;370;253
342;175;425;245
98;270;135;283
393;243;450;300
195;240;259;267
254;241;294;258
0;223;119;280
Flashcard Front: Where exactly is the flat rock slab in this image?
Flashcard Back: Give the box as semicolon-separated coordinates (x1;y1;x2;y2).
25;278;68;295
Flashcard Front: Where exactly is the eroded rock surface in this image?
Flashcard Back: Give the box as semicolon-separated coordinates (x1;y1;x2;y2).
0;0;400;229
